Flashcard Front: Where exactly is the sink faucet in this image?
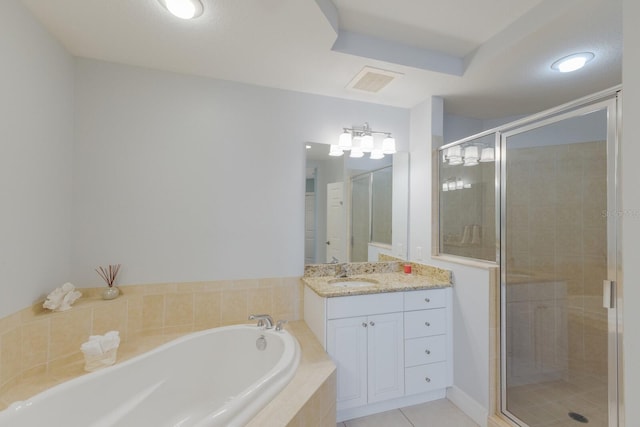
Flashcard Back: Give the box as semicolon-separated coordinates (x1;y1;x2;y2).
249;314;274;329
335;263;348;278
329;256;339;264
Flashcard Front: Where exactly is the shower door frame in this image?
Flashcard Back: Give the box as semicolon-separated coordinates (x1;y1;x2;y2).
498;90;623;427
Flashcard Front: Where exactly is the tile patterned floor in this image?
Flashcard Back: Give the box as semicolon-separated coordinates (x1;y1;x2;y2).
505;374;609;427
337;399;479;427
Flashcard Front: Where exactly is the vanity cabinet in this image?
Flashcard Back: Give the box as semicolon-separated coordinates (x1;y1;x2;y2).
304;285;452;422
327;312;404;409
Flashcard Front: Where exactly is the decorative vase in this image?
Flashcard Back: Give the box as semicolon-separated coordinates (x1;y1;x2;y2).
102;286;120;300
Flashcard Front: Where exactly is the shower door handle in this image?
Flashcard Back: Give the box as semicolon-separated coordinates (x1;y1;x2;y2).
603;280;615;309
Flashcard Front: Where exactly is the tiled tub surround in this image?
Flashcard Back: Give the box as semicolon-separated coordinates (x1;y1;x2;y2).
0;277;303;411
302;261;452;297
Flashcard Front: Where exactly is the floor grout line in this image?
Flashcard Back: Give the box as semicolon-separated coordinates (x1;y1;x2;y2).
399;407;416;427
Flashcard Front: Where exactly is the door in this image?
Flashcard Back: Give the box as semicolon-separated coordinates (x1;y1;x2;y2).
327;182;346;262
327;316;368;410
367;312;404;403
305;192;316;264
501;96;620;427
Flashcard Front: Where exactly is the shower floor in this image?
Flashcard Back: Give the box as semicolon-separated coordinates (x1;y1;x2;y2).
505;372;608;427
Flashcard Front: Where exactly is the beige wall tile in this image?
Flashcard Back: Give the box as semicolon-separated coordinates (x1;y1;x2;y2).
126;295;143;339
141;294;165;331
49;308;91;361
164;293;194;327
0;328;22;386
21;319;49;373
194;292;221;329
221;289;248;325
248;288;273;316
92;300;127;337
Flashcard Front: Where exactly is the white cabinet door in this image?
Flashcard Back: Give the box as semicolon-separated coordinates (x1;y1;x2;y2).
327;316;368;410
367;312;405;403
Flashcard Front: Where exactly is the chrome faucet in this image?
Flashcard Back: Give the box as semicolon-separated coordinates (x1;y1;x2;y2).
275;319;288;332
335;263;348;278
249;314;274;329
329;256;339;264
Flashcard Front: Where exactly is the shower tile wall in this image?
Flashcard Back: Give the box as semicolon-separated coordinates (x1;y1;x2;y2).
506;140;607;378
0;277;303;399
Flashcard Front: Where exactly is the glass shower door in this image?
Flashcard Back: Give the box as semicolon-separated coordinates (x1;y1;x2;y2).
501;98;620;427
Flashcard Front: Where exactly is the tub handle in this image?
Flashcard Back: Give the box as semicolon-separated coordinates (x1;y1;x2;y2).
275;319;288;332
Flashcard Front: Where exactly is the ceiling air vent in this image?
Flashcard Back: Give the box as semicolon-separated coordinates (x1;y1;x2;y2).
346;66;403;93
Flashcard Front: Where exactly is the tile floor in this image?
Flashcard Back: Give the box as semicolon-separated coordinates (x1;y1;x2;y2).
337;399;479;427
505;373;609;427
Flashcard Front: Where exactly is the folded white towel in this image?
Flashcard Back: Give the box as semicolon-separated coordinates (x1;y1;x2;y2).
81;331;120;355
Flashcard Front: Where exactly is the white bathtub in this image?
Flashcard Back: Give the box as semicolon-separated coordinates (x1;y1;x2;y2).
0;324;300;427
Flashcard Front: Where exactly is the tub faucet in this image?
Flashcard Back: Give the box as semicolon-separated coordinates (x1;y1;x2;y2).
249;314;274;329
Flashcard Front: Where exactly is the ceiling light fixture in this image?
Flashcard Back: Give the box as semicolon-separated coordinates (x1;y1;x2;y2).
330;123;396;160
551;52;595;73
158;0;204;20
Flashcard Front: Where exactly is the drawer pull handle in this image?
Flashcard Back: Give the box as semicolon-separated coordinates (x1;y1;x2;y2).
425;322;431;327
362;322;368;328
369;321;375;327
425;377;431;383
425;349;431;355
424;298;431;303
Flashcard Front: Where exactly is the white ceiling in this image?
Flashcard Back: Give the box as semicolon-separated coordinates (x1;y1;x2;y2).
20;0;622;119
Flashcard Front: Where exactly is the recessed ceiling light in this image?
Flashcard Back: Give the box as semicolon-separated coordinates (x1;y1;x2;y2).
551;52;595;73
158;0;204;20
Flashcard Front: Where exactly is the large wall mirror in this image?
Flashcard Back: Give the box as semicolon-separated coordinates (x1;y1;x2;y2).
305;142;409;264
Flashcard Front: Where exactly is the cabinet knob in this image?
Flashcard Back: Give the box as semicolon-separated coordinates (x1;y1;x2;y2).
425;377;431;383
424;298;430;303
362;322;368;328
425;349;431;355
369;321;375;327
425;321;431;327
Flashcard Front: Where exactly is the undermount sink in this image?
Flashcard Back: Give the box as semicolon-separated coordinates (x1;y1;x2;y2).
327;278;379;288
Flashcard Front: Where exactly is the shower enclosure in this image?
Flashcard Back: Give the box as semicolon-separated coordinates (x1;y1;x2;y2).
438;88;622;427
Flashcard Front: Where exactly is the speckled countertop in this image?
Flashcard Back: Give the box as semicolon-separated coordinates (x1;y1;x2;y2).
302;261;452;298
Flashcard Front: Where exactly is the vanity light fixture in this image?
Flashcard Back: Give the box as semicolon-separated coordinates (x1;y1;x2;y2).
158;0;204;19
443;144;494;166
333;122;397;159
551;52;595;73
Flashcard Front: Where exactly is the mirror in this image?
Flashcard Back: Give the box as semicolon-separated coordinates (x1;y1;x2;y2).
305;142;409;264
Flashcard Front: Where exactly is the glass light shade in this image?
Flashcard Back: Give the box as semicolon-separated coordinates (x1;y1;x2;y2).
480;147;495;162
158;0;203;19
360;134;374;153
463;183;472;189
338;131;352;150
350;147;364;158
447;181;456;191
382;136;396;154
447;145;462;158
456;178;464;189
448;157;463;166
464;146;479;161
370;149;384;160
328;145;344;156
442;183;448;192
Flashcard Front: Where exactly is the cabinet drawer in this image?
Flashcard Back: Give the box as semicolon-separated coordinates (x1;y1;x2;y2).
327;292;403;319
404;288;448;311
404;335;447;367
405;362;448;395
404;309;447;338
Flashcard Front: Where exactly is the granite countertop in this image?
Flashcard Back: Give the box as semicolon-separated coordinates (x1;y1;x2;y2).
302;261;452;298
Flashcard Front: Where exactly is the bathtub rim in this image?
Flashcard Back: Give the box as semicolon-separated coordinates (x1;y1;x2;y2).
1;324;301;426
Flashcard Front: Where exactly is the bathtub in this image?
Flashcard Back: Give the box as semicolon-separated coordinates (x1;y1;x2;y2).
0;324;300;427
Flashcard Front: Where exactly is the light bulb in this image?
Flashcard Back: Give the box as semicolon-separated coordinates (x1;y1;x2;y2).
158;0;204;19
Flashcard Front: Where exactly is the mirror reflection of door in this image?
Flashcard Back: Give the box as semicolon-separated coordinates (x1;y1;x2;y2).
326;182;346;262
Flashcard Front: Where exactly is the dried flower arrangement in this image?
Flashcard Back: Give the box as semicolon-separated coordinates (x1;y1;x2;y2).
95;264;121;288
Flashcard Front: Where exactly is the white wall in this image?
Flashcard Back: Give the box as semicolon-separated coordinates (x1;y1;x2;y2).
622;0;639;423
72;59;410;286
410;97;491;425
0;0;75;319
